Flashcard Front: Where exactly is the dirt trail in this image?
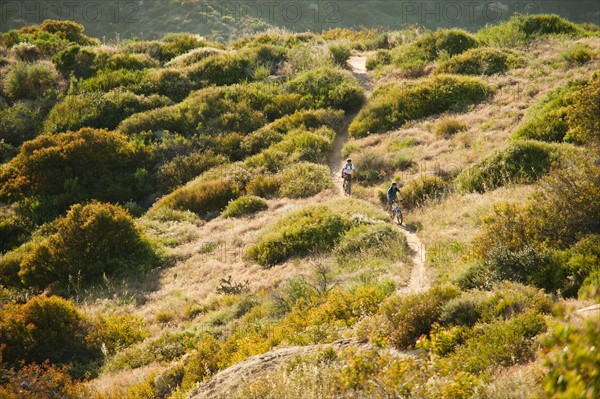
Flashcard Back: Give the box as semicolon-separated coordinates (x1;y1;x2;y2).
329;55;430;294
188;339;414;399
188;55;429;399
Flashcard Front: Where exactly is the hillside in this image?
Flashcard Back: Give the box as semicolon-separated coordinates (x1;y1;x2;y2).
0;14;599;399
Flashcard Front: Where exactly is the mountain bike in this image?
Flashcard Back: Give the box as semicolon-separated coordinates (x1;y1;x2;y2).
391;201;403;225
343;175;351;196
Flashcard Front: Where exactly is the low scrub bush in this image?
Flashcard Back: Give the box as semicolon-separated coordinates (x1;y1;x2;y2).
44;90;171;133
401;176;448;209
0;295;97;366
277;162;332;199
103;52;159;71
380;285;460;349
366;49;392;70
246;205;353;266
10;42;43;62
185;53;253;86
334;224;408;265
0;128;151;219
328;42;352;66
0;207;30;253
19;202;157;289
52;45;98;79
157;150;227;192
440;310;547;375
564;75;600;145
272;128;334;164
138;68;195;101
512;80;585;142
0;361;86;398
286;67;364;112
157;178;240;217
283;44;334;74
434;117;468;138
353;150;390;185
2;61;65;100
0;101;44;146
436;47;523;75
88;313;149;356
349;75;492;137
72;68;145;94
476;14;582;47
165;47;224;67
543;320;600;399
561;43;596;66
240;128;284;156
269;108;345;133
455;141;556;193
246;174;282;199
221;196;268;218
391;29;478;74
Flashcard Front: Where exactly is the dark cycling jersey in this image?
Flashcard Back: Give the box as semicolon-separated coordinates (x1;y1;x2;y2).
387;186;401;200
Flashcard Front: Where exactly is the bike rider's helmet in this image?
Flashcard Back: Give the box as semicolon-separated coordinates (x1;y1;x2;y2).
391;181;397;186
347;159;352;163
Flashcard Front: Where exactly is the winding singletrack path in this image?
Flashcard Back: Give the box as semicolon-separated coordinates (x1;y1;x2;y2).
188;55;430;399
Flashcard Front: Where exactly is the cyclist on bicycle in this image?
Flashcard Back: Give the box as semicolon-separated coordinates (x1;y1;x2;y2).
341;159;355;186
387;181;402;215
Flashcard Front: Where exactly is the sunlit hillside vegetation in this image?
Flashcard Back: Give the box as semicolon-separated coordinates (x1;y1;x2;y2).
0;14;599;399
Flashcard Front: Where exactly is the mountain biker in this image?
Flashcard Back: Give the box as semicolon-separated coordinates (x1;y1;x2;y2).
387;181;402;215
341;159;355;187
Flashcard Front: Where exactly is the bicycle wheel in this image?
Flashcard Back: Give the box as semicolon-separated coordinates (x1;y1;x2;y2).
395;209;403;225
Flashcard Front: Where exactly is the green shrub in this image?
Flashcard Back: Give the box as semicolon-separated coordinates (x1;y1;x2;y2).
2;61;64;100
393;153;414;171
222;196;268;218
185;53;253;86
245;148;289;172
19;202;157;289
349;75;492;137
246;174;282;199
0;102;44;146
366;49;392;70
44;90;171;133
328;42;352;66
455;141;556;194
157;179;240;217
441;310;547;375
439;293;488;327
104;52;159;71
165;47;224;67
138;68;195;101
380;285;460;349
272;128;334;164
543;320;600;398
434;117;468;138
512;81;584;142
0;295;97;366
561;43;596;66
0;207;30;254
391;29;478;74
0;243;33;288
240;128;284;156
334;224;408;265
88;313;149;356
10;42;43;62
401;176;448;209
278;163;332;199
578;271;600;301
515;14;581;37
286;67;364;112
246;205;353;266
353;150;390;185
269;108;345;133
52;45;97;78
73;68;146;94
121;34;216;63
157;150;227;191
284;44;334;73
0;128;151;218
564;75;600;145
436;47;523;76
38;19;99;46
